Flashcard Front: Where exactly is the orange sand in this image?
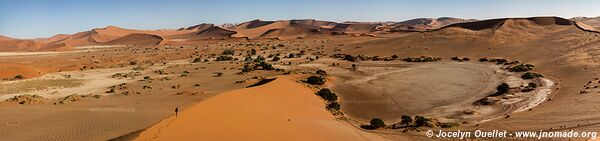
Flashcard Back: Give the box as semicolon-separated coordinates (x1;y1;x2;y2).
134;76;385;141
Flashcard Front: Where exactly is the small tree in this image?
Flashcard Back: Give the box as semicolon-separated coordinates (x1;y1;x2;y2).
415;116;428;127
306;76;325;85
401;115;412;125
250;49;257;55
494;83;510;95
370;118;385;128
316;88;337;101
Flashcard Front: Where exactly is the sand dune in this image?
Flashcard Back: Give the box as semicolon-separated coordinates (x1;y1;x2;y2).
134;76;386;141
101;33;164;46
0;35;14;41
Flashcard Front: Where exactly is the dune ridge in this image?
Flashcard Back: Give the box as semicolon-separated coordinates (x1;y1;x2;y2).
133;76;386;141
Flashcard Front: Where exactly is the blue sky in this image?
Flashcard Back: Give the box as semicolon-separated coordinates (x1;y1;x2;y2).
1;0;600;39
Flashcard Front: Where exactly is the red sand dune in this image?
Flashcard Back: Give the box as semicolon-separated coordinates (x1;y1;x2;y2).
134;76;386;141
101;33;164;46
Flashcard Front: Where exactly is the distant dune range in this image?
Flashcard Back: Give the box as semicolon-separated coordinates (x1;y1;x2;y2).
2;16;600;52
0;17;474;51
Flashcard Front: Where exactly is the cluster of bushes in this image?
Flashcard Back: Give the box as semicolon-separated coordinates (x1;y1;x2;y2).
479;57;508;64
508;64;534;72
451;57;471;62
216;55;234;61
315;88;341;113
316;88;337;101
361;118;386;130
363;115;451;130
331;54;399;62
521;72;543;79
239;62;279;73
305;76;325;85
402;56;442;62
221;49;235;55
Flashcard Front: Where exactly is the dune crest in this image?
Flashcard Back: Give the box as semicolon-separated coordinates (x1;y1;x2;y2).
134;76;386;141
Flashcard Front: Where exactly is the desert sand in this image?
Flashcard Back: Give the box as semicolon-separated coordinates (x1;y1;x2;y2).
134;76;387;141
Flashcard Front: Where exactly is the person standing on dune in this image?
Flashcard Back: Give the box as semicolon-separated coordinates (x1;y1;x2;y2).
175;107;179;117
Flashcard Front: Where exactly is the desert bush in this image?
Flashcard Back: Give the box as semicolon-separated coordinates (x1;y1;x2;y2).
214;72;224;77
14;75;24;79
272;56;280;61
521;72;543;79
222;49;235;55
192;58;202;63
326;102;341;110
316;88;337;101
250;49;257;55
370;118;385;128
216;55;234;61
489;58;508;64
451;57;461;61
479;58;489;62
306;76;325;85
360;125;378;130
415;116;429;127
401;115;412;125
509;64;534;72
492;83;510;96
316;70;327;76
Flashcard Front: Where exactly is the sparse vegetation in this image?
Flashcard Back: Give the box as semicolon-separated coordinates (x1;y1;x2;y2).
316;88;337;101
216;55;234;61
361;118;386;130
521;72;543;79
14;74;24;79
402;56;442;62
306;76;325;85
326;102;340;110
493;83;510;96
222;49;235;55
509;64;534;72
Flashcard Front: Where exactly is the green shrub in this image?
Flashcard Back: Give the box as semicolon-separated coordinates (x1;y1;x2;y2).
316;88;337;101
493;83;510;96
509;64;534;72
401;115;412;125
521;72;543;79
415;116;428;127
222;49;235;55
370;118;385;128
306;76;325;85
326;102;341;110
216;56;234;61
